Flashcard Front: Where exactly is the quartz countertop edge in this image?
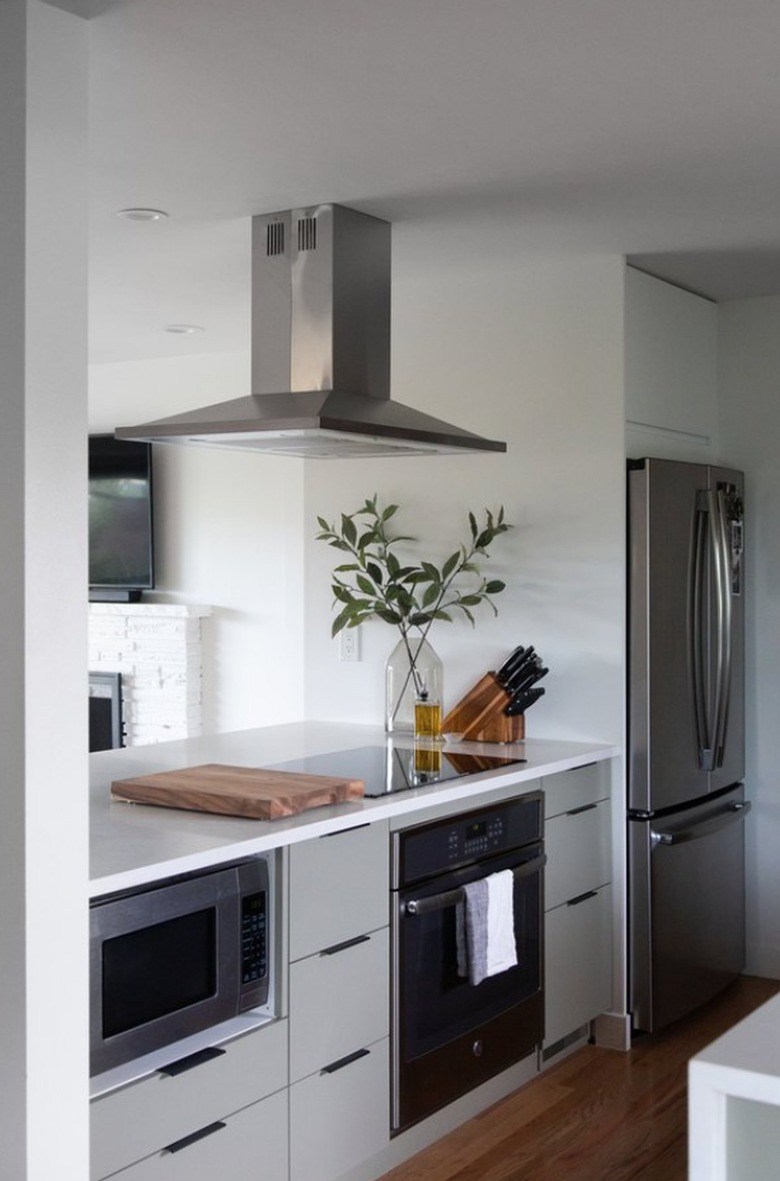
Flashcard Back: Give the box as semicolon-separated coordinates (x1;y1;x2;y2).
90;720;618;898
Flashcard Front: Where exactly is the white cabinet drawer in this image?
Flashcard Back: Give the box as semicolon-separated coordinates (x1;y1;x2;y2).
91;1019;287;1180
290;927;389;1082
545;884;612;1047
289;821;389;961
544;797;611;911
289;1036;389;1181
543;762;609;820
106;1087;288;1181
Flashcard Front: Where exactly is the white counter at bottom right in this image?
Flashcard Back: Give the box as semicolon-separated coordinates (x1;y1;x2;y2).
689;991;780;1181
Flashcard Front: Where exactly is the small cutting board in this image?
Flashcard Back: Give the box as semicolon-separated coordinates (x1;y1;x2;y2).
110;763;365;820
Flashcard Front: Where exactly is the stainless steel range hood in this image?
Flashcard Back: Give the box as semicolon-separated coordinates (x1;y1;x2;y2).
115;204;507;459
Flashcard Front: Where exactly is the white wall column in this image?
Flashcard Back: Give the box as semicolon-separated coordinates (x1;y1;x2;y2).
0;2;89;1175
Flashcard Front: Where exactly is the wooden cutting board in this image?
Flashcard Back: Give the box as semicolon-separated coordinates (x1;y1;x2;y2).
110;763;365;820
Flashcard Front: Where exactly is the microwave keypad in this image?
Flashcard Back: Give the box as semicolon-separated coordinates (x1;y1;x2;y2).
241;892;267;982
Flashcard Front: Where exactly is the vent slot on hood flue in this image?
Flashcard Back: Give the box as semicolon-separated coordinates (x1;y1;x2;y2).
115;203;507;458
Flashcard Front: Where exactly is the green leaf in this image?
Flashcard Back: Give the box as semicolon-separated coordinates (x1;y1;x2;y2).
386;551;400;579
356;575;375;595
366;562;383;585
460;605;476;626
422;583;439;608
458;594;483;607
421;562;440;583
334;563;360;572
485;579;506;594
432;610;453;622
408;612;433;626
441;551;460;581
341;514;357;546
331;609;353;637
376;608;403;625
469;511;478;540
381;504;399;521
316;516;331;531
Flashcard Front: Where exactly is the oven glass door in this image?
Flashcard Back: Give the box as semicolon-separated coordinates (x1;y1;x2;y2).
393;841;543;1130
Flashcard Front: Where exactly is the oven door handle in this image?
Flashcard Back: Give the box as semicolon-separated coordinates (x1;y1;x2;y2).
403;853;546;917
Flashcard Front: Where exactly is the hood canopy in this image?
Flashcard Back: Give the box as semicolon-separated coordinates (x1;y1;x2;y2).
115;204;507;459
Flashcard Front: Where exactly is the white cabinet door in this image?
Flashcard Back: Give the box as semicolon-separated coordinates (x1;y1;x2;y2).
545;798;611;911
289;821;389;961
545;885;612;1048
289;1038;389;1181
543;762;609;820
107;1088;288;1181
290;928;388;1083
91;1019;287;1180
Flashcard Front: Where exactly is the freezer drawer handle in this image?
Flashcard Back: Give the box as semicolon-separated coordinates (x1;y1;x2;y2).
652;800;751;847
404;853;546;916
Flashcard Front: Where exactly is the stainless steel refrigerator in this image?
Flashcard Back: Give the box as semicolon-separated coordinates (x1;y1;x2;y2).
628;457;750;1033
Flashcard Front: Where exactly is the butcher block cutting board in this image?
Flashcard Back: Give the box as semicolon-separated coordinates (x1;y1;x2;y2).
110;763;365;820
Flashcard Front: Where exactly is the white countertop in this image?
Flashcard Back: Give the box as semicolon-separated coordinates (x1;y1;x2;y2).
90;721;617;897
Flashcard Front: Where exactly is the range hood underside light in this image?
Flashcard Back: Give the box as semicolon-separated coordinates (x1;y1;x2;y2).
115;205;507;459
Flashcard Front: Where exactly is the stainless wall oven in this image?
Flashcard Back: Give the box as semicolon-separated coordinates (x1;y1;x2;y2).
391;793;544;1133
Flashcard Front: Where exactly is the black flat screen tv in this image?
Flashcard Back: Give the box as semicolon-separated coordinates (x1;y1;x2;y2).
89;435;154;602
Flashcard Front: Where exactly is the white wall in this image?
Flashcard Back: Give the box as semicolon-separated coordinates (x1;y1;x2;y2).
0;3;89;1176
304;250;627;745
89;352;306;733
719;296;780;977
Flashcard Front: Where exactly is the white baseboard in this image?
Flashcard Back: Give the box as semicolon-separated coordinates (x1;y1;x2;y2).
592;1010;631;1051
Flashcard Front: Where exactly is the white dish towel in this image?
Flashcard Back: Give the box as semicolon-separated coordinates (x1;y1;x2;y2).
456;868;517;985
485;869;518;978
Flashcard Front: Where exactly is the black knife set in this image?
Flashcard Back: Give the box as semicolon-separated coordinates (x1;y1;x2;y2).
495;645;547;717
440;645;547;743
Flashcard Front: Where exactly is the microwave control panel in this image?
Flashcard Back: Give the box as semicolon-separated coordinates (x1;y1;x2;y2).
240;890;267;993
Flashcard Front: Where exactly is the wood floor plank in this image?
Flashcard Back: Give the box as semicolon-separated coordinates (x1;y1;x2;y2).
381;976;780;1181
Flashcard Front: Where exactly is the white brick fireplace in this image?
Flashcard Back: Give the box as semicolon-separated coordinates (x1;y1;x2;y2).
88;603;211;746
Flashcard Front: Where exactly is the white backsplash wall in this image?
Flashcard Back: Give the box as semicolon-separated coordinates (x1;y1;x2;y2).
304;250;627;747
89;351;306;734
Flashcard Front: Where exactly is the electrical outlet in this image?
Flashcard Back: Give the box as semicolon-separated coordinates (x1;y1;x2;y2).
339;627;360;662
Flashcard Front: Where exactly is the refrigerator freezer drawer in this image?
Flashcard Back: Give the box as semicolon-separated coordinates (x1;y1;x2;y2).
629;784;748;1034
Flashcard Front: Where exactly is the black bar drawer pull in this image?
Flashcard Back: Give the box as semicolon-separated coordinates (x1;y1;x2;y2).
321;1047;370;1075
320;934;371;957
566;803;599;816
159;1046;226;1077
566;890;599;907
321;823;370;839
163;1120;227;1154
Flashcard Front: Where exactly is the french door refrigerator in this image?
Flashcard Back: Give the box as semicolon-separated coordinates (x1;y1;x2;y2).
628;457;750;1033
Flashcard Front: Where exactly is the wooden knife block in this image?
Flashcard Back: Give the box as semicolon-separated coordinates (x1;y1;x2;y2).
441;672;525;743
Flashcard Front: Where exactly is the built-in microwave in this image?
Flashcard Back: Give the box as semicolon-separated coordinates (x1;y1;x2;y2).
90;856;270;1077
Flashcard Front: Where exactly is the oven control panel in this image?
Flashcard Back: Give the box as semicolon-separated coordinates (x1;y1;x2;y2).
395;791;543;886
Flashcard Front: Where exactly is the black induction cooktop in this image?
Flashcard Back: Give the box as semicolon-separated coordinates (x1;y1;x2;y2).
271;744;526;797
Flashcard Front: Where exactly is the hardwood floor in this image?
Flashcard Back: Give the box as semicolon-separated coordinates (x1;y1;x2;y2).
381;976;780;1181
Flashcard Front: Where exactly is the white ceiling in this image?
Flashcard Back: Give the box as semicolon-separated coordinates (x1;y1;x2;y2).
85;0;780;364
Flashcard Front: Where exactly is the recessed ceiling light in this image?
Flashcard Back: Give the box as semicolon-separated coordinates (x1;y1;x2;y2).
163;324;205;335
117;208;169;222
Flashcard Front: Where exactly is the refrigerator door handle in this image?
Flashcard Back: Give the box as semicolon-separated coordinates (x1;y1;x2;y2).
692;498;711;768
712;488;733;767
651;799;751;847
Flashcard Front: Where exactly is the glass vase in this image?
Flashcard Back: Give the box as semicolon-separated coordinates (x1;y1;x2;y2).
385;636;443;734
